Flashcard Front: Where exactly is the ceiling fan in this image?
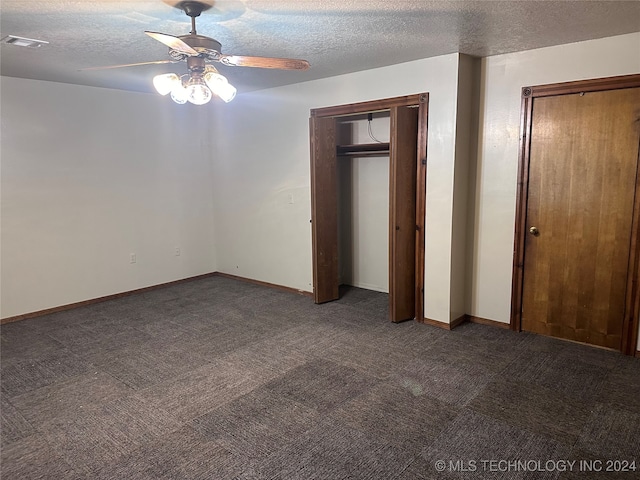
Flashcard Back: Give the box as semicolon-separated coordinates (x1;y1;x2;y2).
85;0;310;105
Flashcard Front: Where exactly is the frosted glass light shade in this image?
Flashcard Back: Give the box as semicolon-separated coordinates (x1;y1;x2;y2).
153;73;180;96
186;79;212;105
204;71;237;103
170;83;189;104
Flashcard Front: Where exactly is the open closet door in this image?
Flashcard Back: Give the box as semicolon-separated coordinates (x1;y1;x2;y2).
389;106;419;321
310;116;339;303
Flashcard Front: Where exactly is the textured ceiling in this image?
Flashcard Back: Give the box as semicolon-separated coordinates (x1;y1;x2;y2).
1;1;639;95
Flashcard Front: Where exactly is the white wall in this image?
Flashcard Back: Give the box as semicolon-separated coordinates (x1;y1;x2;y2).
0;77;217;319
468;32;640;325
212;54;460;322
338;156;390;292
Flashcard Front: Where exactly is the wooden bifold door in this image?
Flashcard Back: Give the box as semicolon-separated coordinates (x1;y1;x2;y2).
310;94;428;322
512;75;640;355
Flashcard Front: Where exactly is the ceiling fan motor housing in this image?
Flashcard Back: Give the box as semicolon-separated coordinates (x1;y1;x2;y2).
181;35;222;53
187;56;207;75
168;35;222;62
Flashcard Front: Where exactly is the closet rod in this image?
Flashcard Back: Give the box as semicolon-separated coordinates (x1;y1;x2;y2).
336;142;390;157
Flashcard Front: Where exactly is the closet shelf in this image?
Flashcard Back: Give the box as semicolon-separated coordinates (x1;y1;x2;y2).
336;143;390;157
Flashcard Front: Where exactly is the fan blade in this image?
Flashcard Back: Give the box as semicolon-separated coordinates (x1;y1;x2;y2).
145;31;198;56
80;60;178;71
219;55;310;70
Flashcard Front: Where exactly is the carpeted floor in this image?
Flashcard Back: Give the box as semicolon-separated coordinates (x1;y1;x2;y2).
1;275;639;479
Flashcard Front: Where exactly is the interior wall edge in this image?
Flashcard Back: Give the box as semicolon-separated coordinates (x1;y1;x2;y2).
212;272;313;297
451;54;481;323
465;314;510;329
418;317;453;330
0;272;219;324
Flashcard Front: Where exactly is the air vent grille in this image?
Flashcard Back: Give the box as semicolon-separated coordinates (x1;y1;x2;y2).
1;35;48;48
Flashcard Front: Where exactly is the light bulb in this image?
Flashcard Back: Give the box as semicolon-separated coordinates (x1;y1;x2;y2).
186;79;212;105
170;83;189;104
153;73;180;96
204;71;237;103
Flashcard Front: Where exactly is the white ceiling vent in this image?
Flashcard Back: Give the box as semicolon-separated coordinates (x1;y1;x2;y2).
1;35;48;48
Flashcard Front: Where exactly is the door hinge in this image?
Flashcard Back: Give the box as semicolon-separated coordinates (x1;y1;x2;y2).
421;158;426;165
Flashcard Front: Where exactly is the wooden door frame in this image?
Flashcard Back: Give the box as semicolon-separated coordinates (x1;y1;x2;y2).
310;93;429;321
510;74;640;355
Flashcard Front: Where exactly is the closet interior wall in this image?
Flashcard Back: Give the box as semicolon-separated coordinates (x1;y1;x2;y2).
337;113;391;294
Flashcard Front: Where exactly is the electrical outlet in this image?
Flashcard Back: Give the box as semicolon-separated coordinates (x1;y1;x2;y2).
175;247;181;256
130;253;137;264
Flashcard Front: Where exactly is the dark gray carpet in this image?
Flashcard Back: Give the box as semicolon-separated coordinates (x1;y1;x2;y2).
1;276;639;479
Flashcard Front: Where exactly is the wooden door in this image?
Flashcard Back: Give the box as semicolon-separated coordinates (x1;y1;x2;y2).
522;87;640;349
389;106;419;322
310;116;339;303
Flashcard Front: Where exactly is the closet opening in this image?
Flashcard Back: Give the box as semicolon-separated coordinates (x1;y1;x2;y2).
310;93;428;322
337;112;390;305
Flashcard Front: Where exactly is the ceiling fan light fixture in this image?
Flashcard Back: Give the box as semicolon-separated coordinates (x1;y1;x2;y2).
204;69;237;103
186;77;212;105
82;0;309;100
170;81;190;104
153;73;181;95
